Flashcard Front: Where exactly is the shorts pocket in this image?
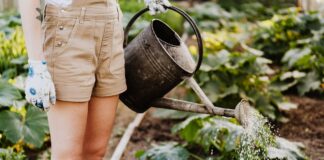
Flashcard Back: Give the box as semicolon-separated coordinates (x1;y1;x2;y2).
109;17;125;76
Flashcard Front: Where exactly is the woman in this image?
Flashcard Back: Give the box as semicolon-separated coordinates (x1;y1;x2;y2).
19;0;170;159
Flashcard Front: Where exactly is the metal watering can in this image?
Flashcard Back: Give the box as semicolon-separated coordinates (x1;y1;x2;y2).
120;6;250;126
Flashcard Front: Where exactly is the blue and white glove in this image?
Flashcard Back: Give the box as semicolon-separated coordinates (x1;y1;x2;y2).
144;0;171;15
24;59;56;112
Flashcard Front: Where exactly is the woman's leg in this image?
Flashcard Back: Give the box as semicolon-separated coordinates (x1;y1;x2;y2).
82;95;119;159
47;100;89;160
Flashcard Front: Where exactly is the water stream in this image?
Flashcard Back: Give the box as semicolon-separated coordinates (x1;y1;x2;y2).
237;108;275;160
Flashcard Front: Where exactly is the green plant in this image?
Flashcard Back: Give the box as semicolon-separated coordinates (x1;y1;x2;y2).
172;115;243;159
0;79;49;150
137;115;307;160
0;12;21;36
254;9;324;95
0;79;22;107
0;147;26;160
135;142;190;160
0;27;28;79
0;105;49;149
253;8;322;62
0;25;49;156
187;31;288;119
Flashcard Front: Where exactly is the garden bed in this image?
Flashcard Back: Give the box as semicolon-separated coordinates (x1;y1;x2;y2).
120;96;324;159
277;96;324;160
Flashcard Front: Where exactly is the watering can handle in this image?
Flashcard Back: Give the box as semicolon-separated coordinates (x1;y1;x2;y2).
123;5;204;74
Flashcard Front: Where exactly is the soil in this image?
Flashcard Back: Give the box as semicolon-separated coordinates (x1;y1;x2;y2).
118;96;324;160
277;96;324;160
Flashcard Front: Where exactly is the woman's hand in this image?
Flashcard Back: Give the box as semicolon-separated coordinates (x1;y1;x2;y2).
144;0;171;15
25;59;56;111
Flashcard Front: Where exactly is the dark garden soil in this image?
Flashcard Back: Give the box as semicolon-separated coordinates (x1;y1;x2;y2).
119;96;324;160
277;96;324;160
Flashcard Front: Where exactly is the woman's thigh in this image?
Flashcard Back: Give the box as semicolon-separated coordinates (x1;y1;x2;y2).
82;95;119;156
47;100;89;159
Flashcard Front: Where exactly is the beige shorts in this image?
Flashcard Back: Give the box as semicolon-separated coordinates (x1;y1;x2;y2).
41;2;127;102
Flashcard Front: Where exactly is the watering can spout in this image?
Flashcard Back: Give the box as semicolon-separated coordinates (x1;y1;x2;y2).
152;98;251;127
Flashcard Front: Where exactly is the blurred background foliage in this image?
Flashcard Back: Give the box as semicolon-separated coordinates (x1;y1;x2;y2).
0;0;322;159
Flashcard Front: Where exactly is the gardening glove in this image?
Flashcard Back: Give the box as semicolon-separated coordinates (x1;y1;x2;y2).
24;59;56;112
144;0;171;15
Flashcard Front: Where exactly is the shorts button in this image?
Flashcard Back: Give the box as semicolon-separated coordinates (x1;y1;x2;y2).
56;41;63;47
59;25;64;30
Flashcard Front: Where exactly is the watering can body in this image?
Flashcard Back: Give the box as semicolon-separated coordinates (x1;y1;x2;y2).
120;21;192;113
119;6;250;126
120;6;203;113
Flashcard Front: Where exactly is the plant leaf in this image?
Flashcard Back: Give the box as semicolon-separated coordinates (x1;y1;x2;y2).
138;142;190;160
0;79;22;106
0;106;49;148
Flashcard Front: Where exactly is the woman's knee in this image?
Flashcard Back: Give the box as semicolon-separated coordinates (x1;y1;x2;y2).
82;141;108;159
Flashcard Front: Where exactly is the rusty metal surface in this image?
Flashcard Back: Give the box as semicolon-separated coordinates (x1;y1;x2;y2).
120;20;192;113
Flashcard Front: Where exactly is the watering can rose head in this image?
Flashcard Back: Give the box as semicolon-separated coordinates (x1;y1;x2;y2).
234;99;253;128
144;0;171;15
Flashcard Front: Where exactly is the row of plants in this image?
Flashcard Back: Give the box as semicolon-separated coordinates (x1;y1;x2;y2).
183;2;324;120
136;115;307;160
253;8;324;96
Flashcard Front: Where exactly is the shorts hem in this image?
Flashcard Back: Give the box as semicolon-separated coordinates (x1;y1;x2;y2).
54;83;93;102
92;85;127;97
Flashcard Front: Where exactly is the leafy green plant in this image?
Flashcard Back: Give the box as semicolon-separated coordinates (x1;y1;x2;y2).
0;76;49;151
253;8;322;62
0;27;49;153
0;105;49;149
0;147;26;160
268;137;308;160
0;27;28;79
187;31;288;119
254;9;324;95
172;115;243;159
135;142;190;160
0;12;21;35
137;115;307;160
0;79;22;106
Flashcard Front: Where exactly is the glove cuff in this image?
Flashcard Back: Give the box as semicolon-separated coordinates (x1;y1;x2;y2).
28;59;47;65
27;59;49;75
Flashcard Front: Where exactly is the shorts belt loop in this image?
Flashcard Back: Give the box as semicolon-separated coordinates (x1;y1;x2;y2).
79;7;86;24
